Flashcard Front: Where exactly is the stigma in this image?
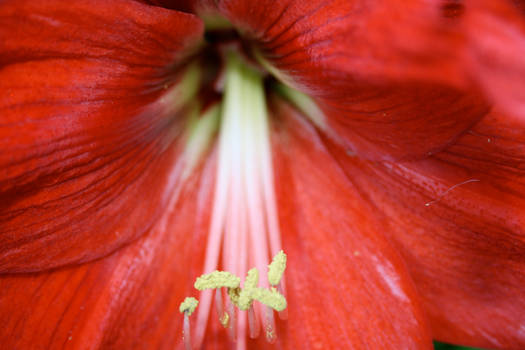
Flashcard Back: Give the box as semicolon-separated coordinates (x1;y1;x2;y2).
179;50;287;349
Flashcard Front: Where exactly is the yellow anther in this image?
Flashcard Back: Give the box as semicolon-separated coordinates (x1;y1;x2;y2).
244;268;259;290
251;287;287;312
179;297;199;316
268;250;287;286
194;271;241;290
182;251;288;332
237;268;259;310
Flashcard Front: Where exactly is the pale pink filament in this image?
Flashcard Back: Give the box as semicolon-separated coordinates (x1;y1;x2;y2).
183;313;192;350
215;288;225;326
265;306;277;344
191;54;286;350
228;302;236;341
248;306;260;339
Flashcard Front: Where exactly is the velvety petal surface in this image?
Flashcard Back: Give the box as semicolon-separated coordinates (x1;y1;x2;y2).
463;0;525;121
0;158;213;350
515;0;525;14
0;0;204;272
268;98;433;349
210;0;488;160
323;109;525;349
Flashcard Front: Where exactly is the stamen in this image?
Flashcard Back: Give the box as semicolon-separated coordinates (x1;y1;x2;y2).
183;313;192;350
248;306;259;339
179;297;199;350
194;271;240;290
189;50;287;349
272;81;326;131
182;251;287;348
181;104;220;181
277;284;288;320
179;297;199;316
265;306;276;344
238;268;258;310
159;62;202;114
215;289;229;328
268;250;287;286
250;287;287;312
268;251;288;320
228;301;237;341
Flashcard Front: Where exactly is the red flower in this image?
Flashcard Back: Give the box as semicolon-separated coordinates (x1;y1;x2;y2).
1;0;525;349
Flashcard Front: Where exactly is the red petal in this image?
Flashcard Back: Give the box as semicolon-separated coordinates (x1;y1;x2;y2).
463;0;525;121
318;84;488;161
515;0;525;14
219;0;465;83
269;98;433;349
0;159;213;349
324;109;525;349
0;0;204;272
210;0;488;160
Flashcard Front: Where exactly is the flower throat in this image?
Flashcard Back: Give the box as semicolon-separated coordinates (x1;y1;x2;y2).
178;50;289;350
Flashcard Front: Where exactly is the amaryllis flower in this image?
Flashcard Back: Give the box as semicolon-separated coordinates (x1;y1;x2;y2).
1;0;524;349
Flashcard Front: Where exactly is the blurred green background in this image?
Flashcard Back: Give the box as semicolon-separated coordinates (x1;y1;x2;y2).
434;341;483;350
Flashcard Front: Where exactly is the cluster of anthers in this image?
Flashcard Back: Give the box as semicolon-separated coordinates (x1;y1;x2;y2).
179;250;287;349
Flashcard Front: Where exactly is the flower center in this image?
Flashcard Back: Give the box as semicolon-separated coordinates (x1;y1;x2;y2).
179;49;289;350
